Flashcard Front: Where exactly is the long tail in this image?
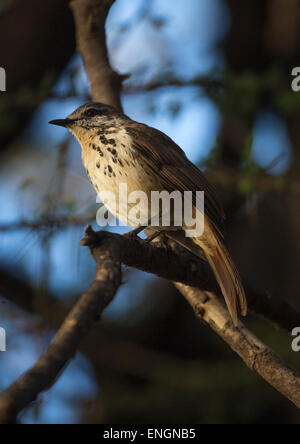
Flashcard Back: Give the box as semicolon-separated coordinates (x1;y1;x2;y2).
166;228;247;325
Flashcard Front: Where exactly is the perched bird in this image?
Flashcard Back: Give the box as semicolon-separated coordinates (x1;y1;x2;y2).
50;102;247;324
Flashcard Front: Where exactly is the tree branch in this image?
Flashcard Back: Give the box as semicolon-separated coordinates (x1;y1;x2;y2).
81;229;300;332
1;226;299;422
70;0;123;108
176;284;300;408
0;230;121;424
0;214;96;232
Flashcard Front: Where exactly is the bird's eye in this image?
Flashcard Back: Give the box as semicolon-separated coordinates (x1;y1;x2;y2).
85;109;98;118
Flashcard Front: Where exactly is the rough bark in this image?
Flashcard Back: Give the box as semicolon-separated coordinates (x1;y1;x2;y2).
70;0;123;108
0;231;121;424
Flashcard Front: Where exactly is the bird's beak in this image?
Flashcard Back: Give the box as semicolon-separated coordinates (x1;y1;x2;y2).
49;118;74;128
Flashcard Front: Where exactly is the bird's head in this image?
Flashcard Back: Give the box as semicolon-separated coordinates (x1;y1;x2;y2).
49;102;128;142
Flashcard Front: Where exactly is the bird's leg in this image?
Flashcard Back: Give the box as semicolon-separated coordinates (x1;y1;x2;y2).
146;230;172;255
126;211;163;239
146;231;162;243
126;225;146;238
125;217;153;239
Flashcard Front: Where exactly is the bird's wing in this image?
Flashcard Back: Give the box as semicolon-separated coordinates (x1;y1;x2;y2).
125;122;225;236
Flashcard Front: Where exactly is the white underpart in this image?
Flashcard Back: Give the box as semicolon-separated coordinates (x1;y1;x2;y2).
81;127;162;227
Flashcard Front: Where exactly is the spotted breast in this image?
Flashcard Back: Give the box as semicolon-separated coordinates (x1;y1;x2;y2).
81;126;164;227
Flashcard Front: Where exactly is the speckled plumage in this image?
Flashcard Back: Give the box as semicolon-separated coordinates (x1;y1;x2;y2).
80;125;165;226
49;102;247;325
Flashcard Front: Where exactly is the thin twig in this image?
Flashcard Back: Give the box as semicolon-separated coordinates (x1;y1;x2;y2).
0;214;95;232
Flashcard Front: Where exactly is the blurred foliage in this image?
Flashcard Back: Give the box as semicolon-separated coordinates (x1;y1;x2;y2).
200;66;300;121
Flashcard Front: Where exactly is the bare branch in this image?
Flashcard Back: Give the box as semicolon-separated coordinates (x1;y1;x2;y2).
0;229;121;424
123;75;223;95
1;226;299;421
70;0;123;108
0;214;96;232
81;229;300;332
176;284;300;409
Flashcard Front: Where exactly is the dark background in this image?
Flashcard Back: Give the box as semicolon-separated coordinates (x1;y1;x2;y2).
0;0;300;424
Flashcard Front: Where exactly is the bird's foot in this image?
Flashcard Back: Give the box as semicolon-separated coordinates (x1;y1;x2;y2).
125;225;146;240
146;231;170;251
146;232;161;243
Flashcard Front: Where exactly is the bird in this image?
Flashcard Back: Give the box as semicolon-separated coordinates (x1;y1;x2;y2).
49;102;247;325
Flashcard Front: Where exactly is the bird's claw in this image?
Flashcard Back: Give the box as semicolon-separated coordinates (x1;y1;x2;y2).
125;225;146;240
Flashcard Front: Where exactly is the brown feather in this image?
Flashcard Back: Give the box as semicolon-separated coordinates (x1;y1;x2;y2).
126;121;247;324
126;123;226;236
